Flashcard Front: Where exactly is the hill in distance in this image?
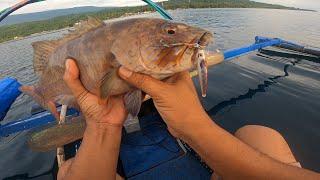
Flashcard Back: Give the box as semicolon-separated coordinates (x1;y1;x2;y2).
0;6;113;26
0;0;314;27
0;0;315;43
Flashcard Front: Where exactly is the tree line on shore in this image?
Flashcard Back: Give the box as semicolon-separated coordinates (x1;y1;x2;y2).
0;0;304;43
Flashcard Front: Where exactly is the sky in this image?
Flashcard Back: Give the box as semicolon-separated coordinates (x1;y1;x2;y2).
0;0;319;15
253;0;319;11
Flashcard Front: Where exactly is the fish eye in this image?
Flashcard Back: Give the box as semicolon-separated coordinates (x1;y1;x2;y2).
167;29;175;35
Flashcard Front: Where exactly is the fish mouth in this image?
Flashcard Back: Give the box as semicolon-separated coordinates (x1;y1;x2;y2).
155;31;213;69
191;32;213;61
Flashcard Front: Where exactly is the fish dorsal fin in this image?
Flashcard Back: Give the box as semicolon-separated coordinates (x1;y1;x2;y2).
32;16;105;76
65;16;105;42
32;40;59;76
75;16;105;32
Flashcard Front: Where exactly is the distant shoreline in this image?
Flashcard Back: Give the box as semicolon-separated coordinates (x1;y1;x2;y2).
0;11;154;45
0;0;316;43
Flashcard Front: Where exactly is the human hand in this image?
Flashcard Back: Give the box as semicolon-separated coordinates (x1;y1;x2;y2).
63;59;127;129
118;67;210;139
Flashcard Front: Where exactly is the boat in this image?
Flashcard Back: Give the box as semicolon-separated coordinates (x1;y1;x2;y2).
0;0;319;179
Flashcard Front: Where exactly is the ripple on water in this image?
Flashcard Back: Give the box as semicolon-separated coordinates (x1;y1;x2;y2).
0;8;320;178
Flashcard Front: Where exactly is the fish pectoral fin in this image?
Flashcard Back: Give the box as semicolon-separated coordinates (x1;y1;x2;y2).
124;90;142;117
100;69;118;99
123;90;142;133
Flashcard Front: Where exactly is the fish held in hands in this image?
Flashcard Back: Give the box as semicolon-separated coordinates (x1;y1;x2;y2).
20;17;213;119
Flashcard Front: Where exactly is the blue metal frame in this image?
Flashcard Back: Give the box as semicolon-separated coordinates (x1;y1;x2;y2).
0;108;78;137
0;78;21;121
223;37;282;60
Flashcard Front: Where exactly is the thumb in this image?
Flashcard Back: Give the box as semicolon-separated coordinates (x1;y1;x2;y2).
63;59;88;98
118;66;165;97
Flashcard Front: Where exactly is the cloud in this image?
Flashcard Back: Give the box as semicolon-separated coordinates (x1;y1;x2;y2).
0;0;167;14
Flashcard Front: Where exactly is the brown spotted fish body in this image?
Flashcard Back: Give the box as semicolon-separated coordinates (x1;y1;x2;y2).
20;17;213;125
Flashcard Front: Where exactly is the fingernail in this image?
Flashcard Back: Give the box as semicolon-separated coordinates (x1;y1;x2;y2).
119;66;132;78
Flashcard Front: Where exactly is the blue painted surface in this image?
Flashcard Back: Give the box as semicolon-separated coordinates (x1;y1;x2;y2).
0;107;78;137
121;113;211;179
223;37;282;60
255;36;300;47
0;77;21;121
120;114;186;177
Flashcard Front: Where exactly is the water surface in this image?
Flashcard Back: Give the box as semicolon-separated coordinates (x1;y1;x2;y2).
0;8;319;178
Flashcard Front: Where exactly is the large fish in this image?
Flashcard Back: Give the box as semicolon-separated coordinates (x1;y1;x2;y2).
21;17;213;151
20;18;213;151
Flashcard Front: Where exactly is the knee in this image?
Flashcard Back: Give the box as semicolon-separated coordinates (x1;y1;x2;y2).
235;125;283;141
234;125;298;165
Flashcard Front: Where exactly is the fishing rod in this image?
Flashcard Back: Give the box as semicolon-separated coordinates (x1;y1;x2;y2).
142;0;173;20
0;0;45;22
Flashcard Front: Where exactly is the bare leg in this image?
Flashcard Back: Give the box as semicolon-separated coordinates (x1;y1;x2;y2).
234;125;301;167
212;125;300;180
